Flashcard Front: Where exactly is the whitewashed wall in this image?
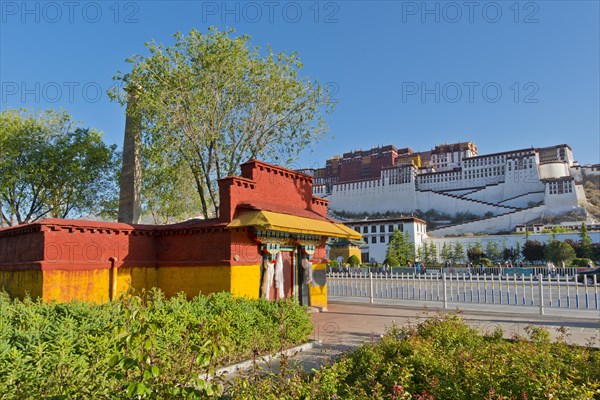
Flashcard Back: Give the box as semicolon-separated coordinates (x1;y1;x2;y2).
429;205;548;236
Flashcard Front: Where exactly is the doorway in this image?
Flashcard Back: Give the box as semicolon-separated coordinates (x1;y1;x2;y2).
264;247;310;306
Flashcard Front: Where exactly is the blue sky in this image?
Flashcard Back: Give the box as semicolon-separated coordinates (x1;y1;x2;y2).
1;1;599;168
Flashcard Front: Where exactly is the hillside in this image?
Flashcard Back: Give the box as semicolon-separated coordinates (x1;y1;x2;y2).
582;174;600;221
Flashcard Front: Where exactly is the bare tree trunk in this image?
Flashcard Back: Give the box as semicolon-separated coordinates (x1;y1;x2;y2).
118;85;142;224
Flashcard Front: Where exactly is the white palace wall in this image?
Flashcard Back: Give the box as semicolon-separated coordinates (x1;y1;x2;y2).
329;179;417;214
415;190;507;216
320;144;589;235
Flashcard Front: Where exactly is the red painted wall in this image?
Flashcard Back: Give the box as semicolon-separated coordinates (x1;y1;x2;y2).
1;160;332;274
219;160;327;222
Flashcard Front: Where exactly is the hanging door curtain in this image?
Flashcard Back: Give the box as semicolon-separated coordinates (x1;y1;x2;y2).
261;256;274;300
301;257;313;284
260;251;286;300
274;252;285;299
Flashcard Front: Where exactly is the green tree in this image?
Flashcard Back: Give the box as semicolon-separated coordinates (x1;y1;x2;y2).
110;28;333;218
580;222;593;259
544;240;576;265
467;242;484;262
385;256;399;267
453;242;465;264
485;241;501;262
522;240;546;263
503;247;519;263
386;230;414;266
417;245;425;263
441;243;453;264
515;241;522;262
428;241;438;264
141;152;203;224
0;109;118;226
347;255;360;267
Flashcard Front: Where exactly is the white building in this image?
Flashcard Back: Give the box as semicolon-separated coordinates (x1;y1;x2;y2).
343;217;427;263
314;144;591;236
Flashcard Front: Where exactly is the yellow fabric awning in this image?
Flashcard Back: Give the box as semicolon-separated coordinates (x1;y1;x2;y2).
227;210;362;240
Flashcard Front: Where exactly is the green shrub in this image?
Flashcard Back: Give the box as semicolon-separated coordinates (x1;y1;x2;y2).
0;290;312;399
545;240;576;265
347;255;360;267
479;257;491;267
328;260;339;268
572;258;594;267
385;256;399;266
229;315;600;399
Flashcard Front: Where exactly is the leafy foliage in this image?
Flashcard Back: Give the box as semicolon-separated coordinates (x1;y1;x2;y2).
0;109;119;225
347;255;360;267
571;258;594;267
502;246;520;263
0;290;311;398
479;257;492;267
545;240;576;265
467;242;484;262
452;242;464;264
522;240;546;263
440;242;453;264
484;241;501;262
386;230;415;266
580;222;593;259
230;315;600;399
110;27;334;218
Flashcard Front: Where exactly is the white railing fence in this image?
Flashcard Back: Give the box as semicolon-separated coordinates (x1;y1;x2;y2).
326;271;600;314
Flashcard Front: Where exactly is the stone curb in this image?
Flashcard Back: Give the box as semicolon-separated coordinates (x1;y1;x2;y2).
214;340;320;376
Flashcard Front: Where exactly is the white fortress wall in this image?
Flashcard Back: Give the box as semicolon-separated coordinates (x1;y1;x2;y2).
570;164;600;186
415;190;508;216
501;154;544;198
313;184;329;197
497;191;545;208
579;165;600;178
462;183;506;203
329;178;417;214
539;161;571;179
429;205;548;236
444;188;485;196
575;184;588;207
543;179;579;208
319;143;588;235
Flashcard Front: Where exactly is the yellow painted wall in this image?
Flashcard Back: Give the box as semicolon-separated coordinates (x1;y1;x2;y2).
329;246;361;264
230;264;261;299
0;270;43;300
157;266;231;299
309;262;327;309
43;269;110;303
2;262;324;306
115;267;159;297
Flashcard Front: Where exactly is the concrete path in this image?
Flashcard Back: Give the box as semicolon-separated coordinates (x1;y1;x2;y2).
278;300;600;374
314;300;600;346
227;300;600;379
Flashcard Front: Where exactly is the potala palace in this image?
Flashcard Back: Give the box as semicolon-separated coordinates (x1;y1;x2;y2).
300;142;600;237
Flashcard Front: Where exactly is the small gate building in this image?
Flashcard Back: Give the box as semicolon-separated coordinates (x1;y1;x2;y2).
0;160;361;309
